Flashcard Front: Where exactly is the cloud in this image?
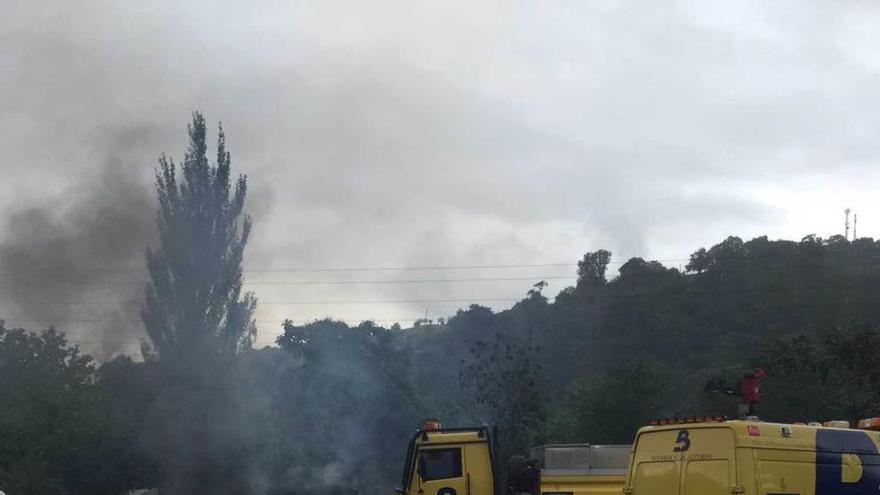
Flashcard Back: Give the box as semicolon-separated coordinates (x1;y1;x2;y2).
3;0;880;348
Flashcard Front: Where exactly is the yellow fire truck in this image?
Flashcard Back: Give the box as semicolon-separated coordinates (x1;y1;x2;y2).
395;420;627;495
399;415;880;495
625;415;880;495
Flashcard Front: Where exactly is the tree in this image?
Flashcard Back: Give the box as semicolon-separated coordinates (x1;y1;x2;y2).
526;280;549;302
448;304;494;333
142;111;256;359
459;332;545;459
272;319;419;494
548;363;660;444
618;257;668;279
138;113;260;494
754;328;880;423
0;324;133;494
577;249;612;287
685;247;711;273
705;236;747;275
96;356;162;489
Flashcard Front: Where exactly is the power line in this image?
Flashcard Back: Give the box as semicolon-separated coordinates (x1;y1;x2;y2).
0;318;408;325
4;268;880;308
0;261;579;275
0;275;575;287
3;280;879;319
0;296;522;306
4;251;880;288
0;258;659;277
5;255;880;307
244;275;575;286
244;262;581;272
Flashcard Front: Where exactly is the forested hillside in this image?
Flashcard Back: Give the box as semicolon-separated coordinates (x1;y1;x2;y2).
3;233;880;494
396;234;880;444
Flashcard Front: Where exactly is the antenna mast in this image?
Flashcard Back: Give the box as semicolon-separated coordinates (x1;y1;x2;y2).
845;208;851;240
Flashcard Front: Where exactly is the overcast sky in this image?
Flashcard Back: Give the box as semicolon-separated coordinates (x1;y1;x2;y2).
1;0;879;355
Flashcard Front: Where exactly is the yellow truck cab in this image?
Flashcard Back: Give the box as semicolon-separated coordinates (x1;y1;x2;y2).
398;422;498;495
625;415;880;495
397;421;628;495
529;444;628;495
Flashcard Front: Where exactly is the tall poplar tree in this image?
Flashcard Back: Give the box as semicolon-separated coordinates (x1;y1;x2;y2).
142;112;256;359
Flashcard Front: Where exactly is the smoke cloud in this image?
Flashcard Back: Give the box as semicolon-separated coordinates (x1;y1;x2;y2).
0;131;157;358
4;0;880;345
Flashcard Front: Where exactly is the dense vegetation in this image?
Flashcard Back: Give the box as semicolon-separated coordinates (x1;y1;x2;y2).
5;236;880;494
398;234;880;447
3;115;880;494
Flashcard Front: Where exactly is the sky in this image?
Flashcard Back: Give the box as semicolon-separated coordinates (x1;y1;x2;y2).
1;0;879;356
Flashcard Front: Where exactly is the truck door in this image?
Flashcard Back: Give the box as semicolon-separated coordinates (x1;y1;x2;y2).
632;458;680;495
679;428;734;495
415;446;469;495
630;428;681;495
681;458;729;495
629;427;734;495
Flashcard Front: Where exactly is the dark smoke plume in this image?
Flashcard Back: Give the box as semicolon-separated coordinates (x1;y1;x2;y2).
0;158;155;358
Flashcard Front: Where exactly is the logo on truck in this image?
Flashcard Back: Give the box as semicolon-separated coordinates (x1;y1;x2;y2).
815;429;880;495
673;430;691;452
